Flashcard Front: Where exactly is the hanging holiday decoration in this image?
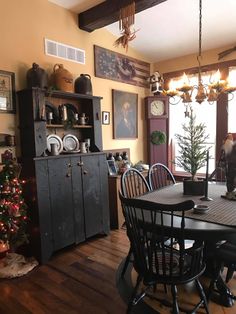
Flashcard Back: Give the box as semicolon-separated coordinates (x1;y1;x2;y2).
114;1;138;51
0;151;28;252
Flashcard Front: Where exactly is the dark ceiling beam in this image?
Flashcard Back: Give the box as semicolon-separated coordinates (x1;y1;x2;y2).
78;0;167;32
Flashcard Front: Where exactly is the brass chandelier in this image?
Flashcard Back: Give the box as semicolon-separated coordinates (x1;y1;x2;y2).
164;0;236;105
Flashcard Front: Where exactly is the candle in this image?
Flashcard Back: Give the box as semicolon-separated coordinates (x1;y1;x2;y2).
63;106;67;121
47;112;53;124
200;149;212;201
41;104;45;120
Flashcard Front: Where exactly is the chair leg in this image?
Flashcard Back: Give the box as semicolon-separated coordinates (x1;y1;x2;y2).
171;284;179;314
195;279;210;314
121;248;132;277
127;275;142;314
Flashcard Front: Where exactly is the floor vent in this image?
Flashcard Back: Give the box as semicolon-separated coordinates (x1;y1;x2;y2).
45;38;85;64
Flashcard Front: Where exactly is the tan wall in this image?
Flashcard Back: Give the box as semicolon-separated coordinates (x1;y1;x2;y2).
0;0;151;164
154;46;236;74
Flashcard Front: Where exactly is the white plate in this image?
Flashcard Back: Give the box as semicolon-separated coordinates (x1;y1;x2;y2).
63;134;79;152
47;134;63;153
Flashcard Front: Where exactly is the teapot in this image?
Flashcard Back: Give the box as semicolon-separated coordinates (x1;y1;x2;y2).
74;74;93;95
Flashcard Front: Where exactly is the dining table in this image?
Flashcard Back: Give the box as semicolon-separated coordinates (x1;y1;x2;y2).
137;182;236;307
137;182;236;241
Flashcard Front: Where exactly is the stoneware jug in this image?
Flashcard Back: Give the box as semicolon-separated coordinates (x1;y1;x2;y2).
27;62;48;89
51;64;73;92
74;74;93;95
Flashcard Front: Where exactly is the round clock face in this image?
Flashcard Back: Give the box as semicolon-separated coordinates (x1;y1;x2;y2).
150;100;165;116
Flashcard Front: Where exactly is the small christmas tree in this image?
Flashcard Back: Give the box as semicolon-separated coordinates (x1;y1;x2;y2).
0;151;28;252
175;108;209;181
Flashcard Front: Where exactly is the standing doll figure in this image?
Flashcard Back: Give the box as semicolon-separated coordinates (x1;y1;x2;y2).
221;133;236;200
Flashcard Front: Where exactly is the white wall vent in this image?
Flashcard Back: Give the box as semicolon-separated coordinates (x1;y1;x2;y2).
44;38;85;64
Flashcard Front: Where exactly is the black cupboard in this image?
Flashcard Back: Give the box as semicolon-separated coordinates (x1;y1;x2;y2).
17;88;110;263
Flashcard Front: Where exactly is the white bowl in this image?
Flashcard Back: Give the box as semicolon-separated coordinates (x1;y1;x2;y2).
194;204;209;214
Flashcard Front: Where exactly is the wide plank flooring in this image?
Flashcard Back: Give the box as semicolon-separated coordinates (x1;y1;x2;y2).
0;229;235;313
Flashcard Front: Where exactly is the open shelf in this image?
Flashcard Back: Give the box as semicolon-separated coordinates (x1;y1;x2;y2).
46;124;93;129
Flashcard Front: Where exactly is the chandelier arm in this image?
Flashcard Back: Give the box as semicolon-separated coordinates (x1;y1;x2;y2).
168;96;182;105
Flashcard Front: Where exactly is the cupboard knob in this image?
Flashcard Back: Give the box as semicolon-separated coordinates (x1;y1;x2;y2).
83;170;88;175
66;163;72;177
77;161;84;166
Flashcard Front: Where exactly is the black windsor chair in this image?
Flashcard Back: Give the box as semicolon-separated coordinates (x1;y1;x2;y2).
119;194;209;314
120;168;151;277
207;240;236;307
148;162;176;191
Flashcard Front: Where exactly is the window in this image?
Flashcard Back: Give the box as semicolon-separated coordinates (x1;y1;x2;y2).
169;72;216;176
227;67;236;133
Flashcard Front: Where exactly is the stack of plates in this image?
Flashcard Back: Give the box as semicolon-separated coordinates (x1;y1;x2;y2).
193;204;209;214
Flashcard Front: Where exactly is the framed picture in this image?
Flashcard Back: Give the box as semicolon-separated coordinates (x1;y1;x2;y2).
0;70;16;113
102;111;110;125
106;160;118;176
112;90;138;139
94;45;150;88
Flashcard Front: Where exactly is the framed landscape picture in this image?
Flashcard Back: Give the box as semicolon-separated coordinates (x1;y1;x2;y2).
112;90;138;139
0;70;16;113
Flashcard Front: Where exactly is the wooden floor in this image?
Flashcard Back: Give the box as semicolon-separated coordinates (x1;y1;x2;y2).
0;229;236;314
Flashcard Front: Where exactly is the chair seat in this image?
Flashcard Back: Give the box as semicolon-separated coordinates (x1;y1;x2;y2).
140;250;206;286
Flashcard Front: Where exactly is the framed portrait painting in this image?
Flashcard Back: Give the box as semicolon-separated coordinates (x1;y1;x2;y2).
112;90;138;139
0;70;16;113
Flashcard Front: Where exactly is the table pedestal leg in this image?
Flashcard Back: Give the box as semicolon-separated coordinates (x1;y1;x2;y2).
215;276;235;307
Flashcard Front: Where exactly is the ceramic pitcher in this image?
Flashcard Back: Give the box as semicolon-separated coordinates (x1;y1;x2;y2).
79;113;89;125
80;142;88;153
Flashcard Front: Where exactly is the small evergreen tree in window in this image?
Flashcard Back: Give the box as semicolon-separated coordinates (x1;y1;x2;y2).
175;108;209;181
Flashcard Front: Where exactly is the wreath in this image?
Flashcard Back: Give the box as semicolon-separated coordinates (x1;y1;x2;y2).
150;130;166;145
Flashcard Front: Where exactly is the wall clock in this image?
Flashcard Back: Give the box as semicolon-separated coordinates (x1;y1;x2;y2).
145;95;169;166
146;96;168;119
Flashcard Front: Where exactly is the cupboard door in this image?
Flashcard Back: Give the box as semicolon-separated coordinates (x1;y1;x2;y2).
81;154;109;238
70;156;85;243
34;159;53;262
48;157;75;250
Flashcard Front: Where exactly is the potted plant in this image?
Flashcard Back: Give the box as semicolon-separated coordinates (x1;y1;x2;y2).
175;108;209;195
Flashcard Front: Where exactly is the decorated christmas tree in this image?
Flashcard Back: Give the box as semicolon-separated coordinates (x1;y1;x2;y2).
175;108;209;181
0;150;28;252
